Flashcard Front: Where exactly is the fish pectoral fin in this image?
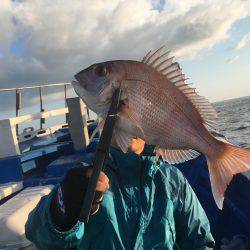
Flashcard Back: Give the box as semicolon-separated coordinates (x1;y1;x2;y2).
156;148;200;164
119;106;145;138
90;117;105;141
114;129;133;153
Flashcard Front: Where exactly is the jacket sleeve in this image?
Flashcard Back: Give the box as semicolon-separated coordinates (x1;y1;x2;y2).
173;170;215;250
25;185;84;250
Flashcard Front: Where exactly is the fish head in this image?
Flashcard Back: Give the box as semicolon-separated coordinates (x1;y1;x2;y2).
73;61;125;114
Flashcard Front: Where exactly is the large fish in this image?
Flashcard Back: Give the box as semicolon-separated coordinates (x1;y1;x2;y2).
73;47;250;209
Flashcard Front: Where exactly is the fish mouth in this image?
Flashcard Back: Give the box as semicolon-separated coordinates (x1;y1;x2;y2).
71;80;87;102
71;79;80;92
74;70;87;87
72;79;111;113
72;78;124;115
72;79;79;87
71;80;84;96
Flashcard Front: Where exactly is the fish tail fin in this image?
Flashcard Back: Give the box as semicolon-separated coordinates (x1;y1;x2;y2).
207;143;250;209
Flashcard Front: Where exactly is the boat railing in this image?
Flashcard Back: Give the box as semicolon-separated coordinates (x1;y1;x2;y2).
0;83;90;158
0;82;72;135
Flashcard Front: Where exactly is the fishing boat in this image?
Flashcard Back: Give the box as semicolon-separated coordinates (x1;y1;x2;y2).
0;83;249;249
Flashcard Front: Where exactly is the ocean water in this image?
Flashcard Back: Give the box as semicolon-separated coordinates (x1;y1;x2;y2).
214;96;250;149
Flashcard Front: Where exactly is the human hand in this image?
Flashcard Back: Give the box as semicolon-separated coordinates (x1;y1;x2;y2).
51;167;109;230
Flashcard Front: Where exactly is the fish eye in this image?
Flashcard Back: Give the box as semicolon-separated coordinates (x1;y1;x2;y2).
94;64;107;77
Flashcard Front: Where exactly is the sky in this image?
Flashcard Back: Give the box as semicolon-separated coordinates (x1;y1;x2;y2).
0;0;250;102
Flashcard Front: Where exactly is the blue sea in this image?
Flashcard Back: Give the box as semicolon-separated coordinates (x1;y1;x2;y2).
214;96;250;149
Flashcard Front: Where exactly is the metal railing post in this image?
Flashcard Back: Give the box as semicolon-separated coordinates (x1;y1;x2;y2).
39;87;45;129
15;90;21;136
64;84;67;107
0;82;72;131
86;108;90;119
64;84;68;124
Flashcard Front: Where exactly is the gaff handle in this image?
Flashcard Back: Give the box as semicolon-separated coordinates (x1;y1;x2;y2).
79;88;121;222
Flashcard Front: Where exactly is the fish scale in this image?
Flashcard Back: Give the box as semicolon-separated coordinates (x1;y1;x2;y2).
73;47;250;209
126;79;199;149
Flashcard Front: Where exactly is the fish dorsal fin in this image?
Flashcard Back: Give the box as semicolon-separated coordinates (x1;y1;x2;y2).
142;47;218;131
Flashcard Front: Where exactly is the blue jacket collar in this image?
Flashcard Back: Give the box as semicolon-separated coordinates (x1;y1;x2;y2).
108;146;158;178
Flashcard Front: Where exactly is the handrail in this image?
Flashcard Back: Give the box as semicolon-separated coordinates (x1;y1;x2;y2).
0;82;73;135
8;107;69;125
0;82;71;92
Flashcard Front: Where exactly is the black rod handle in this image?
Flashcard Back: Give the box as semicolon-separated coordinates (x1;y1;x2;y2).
79;88;121;222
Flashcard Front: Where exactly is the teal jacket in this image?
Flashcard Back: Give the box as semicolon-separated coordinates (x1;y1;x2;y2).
25;147;215;249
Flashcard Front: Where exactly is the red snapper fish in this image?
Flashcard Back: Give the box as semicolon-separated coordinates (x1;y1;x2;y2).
73;47;250;209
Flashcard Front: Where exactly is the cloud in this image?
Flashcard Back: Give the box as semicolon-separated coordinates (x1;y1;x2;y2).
0;1;16;51
227;55;239;64
0;0;250;87
230;32;250;50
